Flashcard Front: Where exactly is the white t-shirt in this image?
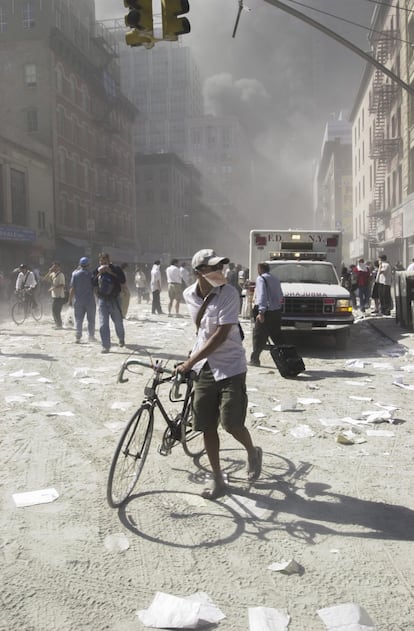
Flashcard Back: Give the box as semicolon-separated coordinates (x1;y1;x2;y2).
166;264;181;284
183;282;246;381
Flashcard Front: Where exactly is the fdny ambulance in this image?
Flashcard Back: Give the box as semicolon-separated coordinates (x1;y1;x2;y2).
248;229;353;349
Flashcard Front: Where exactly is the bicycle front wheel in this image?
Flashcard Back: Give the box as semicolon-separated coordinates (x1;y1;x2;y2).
31;301;43;321
181;396;204;458
11;301;26;325
107;404;154;508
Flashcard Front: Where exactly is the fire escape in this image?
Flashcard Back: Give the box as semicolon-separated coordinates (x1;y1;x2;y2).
368;30;401;244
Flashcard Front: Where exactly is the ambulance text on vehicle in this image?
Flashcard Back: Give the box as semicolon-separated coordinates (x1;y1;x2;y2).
247;230;353;349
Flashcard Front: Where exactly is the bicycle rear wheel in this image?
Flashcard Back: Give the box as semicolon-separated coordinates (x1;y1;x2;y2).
31;301;42;321
107;404;154;508
11;301;26;325
181;396;204;457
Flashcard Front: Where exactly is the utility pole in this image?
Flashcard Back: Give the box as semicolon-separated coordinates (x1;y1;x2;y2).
262;0;414;96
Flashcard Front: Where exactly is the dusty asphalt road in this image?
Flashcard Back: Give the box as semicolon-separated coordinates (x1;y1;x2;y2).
1;299;414;631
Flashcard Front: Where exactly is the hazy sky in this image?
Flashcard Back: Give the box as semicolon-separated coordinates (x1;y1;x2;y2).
96;0;373;229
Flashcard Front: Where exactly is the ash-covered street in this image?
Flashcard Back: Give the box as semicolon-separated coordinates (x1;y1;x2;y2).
1;300;414;631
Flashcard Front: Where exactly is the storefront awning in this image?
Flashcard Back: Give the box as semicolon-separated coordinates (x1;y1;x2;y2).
59;236;89;248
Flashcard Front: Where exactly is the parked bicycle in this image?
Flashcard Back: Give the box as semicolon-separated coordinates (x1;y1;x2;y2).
11;289;42;325
107;358;204;508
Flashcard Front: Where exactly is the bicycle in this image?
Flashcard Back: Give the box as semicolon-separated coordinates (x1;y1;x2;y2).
11;289;42;325
107;358;204;508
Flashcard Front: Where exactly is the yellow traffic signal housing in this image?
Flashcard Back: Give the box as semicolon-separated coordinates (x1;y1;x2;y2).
161;0;190;41
125;30;155;48
124;0;153;36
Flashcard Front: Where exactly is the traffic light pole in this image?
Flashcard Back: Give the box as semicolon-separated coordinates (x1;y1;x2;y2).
263;0;414;97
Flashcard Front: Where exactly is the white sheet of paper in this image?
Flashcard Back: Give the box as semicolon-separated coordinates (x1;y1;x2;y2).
46;411;75;417
317;602;376;630
248;607;290;631
297;397;321;405
290;424;315;438
136;591;224;628
104;533;130;553
257;426;280;434
366;429;395;437
268;559;300;574
9;370;40;377
252;412;266;418
13;487;59;507
110;401;133;410
137;592;200;628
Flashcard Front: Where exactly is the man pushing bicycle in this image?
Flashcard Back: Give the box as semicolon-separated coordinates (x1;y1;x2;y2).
176;248;262;500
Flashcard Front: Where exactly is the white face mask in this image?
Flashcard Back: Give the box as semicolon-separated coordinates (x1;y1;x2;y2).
202;270;227;287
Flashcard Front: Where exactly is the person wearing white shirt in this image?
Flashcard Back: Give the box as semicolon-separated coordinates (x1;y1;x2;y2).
15;264;37;291
166;258;183;317
150;260;163;315
407;259;414;272
177;248;262;501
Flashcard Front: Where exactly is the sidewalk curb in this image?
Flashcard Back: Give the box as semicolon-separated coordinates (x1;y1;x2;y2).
367;317;413;350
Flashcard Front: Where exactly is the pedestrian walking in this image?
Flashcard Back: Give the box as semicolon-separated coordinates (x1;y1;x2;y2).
179;261;191;288
68;257;96;344
43;261;66;329
406;258;414;272
135;266;149;304
92;253;126;353
166;258;183;316
250;262;283;367
356;258;371;313
177;248;262;501
150;260;163;315
376;254;392;315
119;262;130;318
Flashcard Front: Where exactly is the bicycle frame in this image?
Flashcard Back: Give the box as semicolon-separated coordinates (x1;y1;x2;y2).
118;358;194;452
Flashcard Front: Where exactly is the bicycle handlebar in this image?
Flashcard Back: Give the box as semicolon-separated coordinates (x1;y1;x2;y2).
117;358;195;385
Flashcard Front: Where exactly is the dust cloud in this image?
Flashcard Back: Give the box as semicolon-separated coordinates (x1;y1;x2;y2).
96;0;373;230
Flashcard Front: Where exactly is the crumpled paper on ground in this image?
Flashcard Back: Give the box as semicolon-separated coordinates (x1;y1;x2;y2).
136;591;225;628
248;607;290;631
317;602;376;630
268;558;301;574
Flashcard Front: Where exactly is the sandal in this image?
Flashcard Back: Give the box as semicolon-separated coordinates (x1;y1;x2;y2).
247;446;263;483
201;481;227;501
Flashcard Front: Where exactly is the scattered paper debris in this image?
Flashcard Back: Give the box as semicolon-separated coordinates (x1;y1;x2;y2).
252;412;266;418
268;558;301;574
317;602;376;630
110;401;133;410
257;425;280;434
137;591;225;628
393;376;414;390
366;429;395;437
371;362;394;370
46;411;75;417
348;395;373;401
335;431;366;445
345;359;365;368
31;400;60;408
345;380;373;387
290;424;314;438
248;607;290;631
9;370;40;378
13;487;59;507
104;533;130;553
297;397;321;405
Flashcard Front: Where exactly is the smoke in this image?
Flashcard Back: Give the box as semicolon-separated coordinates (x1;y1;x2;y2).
95;0;373;232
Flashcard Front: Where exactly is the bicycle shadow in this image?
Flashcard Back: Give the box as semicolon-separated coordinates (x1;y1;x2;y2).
117;450;414;548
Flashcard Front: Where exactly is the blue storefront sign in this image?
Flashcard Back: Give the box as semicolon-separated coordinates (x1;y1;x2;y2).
0;225;36;242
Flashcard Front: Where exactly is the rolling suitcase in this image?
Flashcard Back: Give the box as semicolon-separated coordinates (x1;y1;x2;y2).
270;345;305;378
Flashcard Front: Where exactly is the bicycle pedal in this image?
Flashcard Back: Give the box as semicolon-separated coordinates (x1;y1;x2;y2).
157;443;171;456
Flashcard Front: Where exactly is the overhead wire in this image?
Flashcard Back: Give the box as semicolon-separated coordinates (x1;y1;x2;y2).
285;0;414;47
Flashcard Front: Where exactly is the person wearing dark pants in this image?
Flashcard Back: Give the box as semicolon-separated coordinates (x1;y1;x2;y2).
43;261;66;329
250;262;283;367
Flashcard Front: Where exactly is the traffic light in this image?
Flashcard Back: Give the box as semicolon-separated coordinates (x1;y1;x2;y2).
124;0;153;47
161;0;190;42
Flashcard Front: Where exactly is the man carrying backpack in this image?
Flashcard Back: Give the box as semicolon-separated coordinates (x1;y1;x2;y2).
92;253;126;353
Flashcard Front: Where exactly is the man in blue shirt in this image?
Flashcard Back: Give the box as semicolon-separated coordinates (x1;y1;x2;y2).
250;262;283;367
69;257;96;344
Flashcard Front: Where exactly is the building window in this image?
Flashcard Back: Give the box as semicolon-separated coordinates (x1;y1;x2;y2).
10;169;26;225
0;5;8;32
22;2;35;30
24;64;37;87
26;108;38;132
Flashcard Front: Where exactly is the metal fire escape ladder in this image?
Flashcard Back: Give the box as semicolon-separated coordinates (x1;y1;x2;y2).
368;30;400;242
